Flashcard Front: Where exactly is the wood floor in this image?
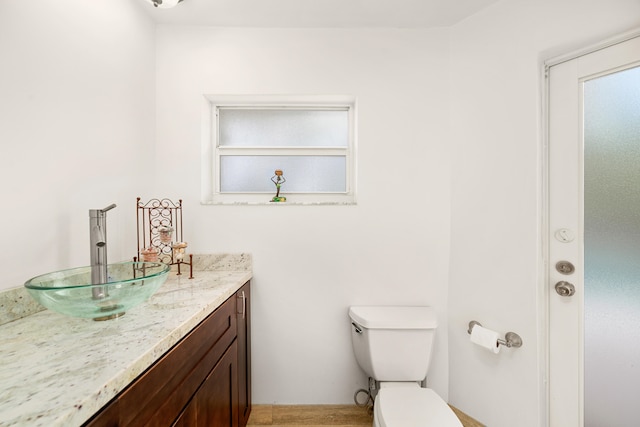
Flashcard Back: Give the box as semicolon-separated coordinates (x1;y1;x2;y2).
247;404;485;427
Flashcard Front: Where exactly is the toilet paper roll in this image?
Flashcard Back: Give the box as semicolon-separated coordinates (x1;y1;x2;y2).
470;325;501;354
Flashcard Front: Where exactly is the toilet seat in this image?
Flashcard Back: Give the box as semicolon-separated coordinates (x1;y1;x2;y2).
374;386;463;427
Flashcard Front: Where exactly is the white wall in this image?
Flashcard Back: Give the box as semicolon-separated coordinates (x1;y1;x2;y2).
154;26;452;403
6;0;638;421
448;1;640;426
0;0;156;290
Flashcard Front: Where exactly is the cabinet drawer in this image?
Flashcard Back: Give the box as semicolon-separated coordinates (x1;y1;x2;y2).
85;294;237;426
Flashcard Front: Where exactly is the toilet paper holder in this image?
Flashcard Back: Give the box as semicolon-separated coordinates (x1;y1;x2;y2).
467;321;523;348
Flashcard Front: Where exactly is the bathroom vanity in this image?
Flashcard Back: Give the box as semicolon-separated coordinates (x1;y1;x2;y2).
85;281;251;427
0;258;252;427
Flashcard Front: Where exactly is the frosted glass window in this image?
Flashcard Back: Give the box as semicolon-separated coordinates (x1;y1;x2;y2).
219;109;348;147
220;156;346;192
202;95;356;204
584;65;640;427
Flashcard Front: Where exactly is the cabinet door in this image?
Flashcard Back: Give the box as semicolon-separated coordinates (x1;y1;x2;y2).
236;282;251;427
174;340;239;427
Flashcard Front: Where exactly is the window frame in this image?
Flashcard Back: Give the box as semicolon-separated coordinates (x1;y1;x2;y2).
201;95;357;205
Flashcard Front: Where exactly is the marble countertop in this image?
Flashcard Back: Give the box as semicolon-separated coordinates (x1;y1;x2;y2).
0;269;252;427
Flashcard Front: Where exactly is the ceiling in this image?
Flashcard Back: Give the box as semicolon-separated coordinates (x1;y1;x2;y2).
142;0;500;28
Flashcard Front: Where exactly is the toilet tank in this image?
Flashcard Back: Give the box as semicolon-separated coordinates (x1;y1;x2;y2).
349;306;437;382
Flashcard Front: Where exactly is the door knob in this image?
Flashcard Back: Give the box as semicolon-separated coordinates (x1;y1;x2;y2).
555;281;576;297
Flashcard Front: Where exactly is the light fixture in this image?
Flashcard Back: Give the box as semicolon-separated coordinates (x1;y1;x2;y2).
147;0;183;8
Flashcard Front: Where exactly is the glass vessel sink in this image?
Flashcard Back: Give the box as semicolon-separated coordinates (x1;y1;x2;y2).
24;262;170;321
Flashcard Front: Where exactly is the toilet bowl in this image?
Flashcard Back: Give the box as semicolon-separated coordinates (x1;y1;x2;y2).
349;306;462;427
373;383;462;427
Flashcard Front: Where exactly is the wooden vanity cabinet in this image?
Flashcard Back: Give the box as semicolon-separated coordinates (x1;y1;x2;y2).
236;283;251;426
84;281;251;427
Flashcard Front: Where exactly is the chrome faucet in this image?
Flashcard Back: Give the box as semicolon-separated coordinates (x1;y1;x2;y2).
90;204;117;299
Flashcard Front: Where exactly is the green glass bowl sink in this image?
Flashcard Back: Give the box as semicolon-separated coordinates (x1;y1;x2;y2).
24;262;170;320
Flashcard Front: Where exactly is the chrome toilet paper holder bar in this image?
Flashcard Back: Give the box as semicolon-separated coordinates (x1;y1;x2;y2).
467;321;523;348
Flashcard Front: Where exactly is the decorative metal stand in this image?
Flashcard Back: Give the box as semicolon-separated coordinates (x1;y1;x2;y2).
135;197;193;279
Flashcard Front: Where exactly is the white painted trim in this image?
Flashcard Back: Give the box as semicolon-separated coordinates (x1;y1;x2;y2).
201;97;215;204
200;94;358;205
541;28;640;427
544;28;640;69
539;57;551;427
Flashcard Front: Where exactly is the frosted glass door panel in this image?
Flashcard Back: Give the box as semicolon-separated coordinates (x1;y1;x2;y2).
220;156;346;192
219;109;349;147
584;65;640;427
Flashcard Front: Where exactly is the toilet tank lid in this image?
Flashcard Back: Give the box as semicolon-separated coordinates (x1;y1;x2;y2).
349;306;437;329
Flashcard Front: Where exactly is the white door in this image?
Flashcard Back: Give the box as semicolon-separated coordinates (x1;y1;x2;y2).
547;34;640;427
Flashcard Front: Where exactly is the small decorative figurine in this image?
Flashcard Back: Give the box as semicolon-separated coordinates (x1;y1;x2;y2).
270;169;287;202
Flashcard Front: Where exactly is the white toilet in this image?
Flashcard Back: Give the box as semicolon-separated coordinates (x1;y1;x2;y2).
349;306;463;427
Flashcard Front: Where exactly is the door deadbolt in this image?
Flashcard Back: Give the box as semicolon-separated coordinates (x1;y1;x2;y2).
555;261;575;275
555;281;576;297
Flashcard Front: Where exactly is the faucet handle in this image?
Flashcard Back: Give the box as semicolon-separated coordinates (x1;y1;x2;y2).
101;204;117;213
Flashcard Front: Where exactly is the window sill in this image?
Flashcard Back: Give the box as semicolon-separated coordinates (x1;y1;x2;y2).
201;201;357;206
200;193;356;206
